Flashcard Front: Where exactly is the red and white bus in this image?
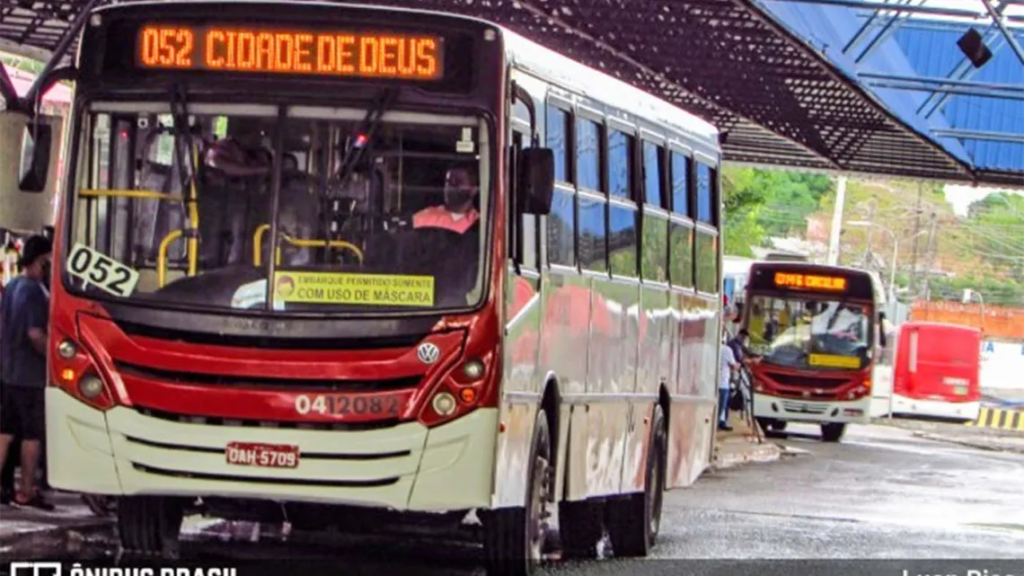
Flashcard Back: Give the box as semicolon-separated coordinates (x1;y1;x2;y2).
742;262;888;442
887;321;981;423
8;2;725;573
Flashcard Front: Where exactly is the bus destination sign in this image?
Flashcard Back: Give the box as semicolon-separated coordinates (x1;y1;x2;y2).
136;24;444;80
773;272;847;292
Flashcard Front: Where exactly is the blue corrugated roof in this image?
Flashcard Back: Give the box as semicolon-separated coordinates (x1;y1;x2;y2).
893;24;1024;173
758;0;1024;177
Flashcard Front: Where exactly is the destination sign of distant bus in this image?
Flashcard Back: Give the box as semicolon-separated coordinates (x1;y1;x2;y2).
136;24;444;80
773;272;847;292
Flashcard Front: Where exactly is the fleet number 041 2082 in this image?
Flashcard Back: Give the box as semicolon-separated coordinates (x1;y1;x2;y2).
294;394;401;416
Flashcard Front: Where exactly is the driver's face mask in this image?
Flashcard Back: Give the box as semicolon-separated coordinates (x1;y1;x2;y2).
444;170;477;212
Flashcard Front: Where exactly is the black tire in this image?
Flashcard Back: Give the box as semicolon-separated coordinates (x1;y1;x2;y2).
821;423;846;443
484;409;553;576
117;496;184;558
770;421;787;432
81;494;116;517
559;499;604;559
607;403;667;558
756;417;773;432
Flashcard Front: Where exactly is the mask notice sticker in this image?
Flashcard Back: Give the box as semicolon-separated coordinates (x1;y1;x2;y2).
273;271;434;307
66;243;141;297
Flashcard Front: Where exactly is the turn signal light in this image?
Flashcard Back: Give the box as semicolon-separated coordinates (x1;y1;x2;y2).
459;387;477;403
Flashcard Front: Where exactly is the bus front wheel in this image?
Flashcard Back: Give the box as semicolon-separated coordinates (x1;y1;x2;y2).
484;408;553;576
117;496;184;558
820;423;846;443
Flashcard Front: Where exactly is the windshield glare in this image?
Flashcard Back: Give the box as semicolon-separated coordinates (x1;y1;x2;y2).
746;295;872;371
65;102;490;314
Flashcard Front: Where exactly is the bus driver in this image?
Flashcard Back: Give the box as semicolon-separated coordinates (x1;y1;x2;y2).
413;165;479;234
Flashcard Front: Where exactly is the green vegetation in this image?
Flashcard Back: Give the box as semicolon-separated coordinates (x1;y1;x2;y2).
722;167;1024;307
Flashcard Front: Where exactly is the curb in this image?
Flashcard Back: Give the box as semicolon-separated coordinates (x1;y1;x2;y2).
913;431;1024;455
0;518;115;560
712;441;783;470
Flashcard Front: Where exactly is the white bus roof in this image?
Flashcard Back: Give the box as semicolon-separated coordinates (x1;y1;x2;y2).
502;28;720;146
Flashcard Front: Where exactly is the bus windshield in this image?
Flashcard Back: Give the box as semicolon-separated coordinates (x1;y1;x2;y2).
746;295;872;371
64;101;490;315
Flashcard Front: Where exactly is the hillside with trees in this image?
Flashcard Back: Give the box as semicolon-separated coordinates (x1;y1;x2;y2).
722;167;1024;308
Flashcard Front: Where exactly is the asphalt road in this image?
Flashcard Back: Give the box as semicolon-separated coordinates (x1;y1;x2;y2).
8;423;1021;575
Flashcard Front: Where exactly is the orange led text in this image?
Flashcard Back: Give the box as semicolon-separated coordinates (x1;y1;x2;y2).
138;25;442;80
773;272;847;292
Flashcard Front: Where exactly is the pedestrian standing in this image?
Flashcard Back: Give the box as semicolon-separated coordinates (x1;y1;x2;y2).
0;235;54;510
719;325;739;432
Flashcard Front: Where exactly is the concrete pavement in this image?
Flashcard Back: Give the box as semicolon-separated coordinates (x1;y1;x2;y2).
0;492;114;559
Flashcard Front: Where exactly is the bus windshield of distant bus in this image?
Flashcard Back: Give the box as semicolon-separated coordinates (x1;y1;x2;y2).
63;101;490;314
746;295;872;371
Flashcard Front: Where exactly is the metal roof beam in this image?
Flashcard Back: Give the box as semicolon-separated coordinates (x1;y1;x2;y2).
852;0;919;63
768;0;997;19
980;0;1024;65
934;128;1024;144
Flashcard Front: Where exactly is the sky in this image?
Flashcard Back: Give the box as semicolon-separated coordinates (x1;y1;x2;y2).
944;184;1022;216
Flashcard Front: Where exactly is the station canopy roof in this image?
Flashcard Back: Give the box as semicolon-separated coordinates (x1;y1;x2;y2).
1;0;1019;187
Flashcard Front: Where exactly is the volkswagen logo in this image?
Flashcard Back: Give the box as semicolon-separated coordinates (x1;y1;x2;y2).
417;342;440;365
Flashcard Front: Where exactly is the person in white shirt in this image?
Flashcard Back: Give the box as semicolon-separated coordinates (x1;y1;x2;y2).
719;326;740;431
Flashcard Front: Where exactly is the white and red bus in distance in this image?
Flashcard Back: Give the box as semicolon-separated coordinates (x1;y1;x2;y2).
887;322;982;423
742;262;887;442
13;1;724;572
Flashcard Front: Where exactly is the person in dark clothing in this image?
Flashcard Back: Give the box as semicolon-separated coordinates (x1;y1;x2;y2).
727;328;758;362
0;235;54;510
0;442;19;503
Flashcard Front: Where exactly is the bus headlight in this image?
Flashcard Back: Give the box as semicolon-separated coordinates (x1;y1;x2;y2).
79;375;105;399
57;339;78;359
462;358;485;380
432;392;457;416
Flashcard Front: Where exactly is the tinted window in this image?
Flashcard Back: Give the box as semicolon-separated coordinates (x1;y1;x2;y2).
609;203;638;277
578;195;607;272
577;119;600;191
671;152;689;216
641;213;668;283
547;189;575;266
694;230;717;293
669;222;694;288
696;162;713;224
643;142;665;209
546;106;569;182
608;129;633;199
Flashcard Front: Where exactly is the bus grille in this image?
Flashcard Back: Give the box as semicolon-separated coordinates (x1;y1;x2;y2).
116;361;422;393
764;372;851;390
134;405;402;431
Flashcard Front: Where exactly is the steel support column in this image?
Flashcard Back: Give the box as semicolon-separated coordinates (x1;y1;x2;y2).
0;62;19;111
980;0;1024;65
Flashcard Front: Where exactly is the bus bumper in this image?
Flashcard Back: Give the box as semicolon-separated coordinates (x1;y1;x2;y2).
753;393;871;424
45;387;497;511
890;394;980;422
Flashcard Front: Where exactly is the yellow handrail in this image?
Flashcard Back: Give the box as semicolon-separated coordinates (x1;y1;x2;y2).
185;145;200;277
157;229;183;287
79;189;185;202
252;225;364;267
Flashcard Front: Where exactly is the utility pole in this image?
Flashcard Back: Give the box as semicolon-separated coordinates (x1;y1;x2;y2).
862;199;876;268
908;182;924;294
828;176;847;266
922;212;939;300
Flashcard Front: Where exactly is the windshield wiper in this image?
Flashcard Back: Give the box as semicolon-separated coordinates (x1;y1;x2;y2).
169;84;201;276
321;88;398;257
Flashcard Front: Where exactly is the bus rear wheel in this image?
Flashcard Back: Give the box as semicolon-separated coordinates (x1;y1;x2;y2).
820;423;846;443
117;496;184;558
484;409;553;576
607;403;667;557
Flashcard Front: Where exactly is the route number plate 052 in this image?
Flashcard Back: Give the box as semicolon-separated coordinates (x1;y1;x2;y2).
225;442;299;468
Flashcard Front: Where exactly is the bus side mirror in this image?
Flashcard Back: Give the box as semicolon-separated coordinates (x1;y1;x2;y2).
19;121;52;193
519;147;554;215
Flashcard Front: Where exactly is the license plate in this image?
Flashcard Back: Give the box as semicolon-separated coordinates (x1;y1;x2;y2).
225;442;299;468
